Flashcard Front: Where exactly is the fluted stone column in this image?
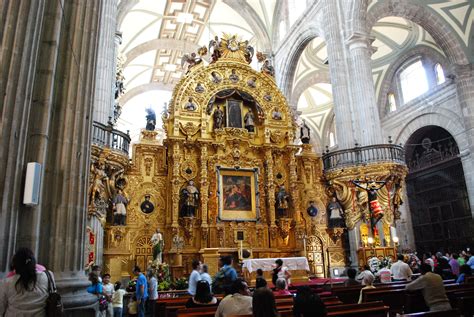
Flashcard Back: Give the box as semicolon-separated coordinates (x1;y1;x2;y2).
346;32;383;146
1;0;102;315
92;0;118;124
321;0;357;150
0;0;45;274
454;64;474;215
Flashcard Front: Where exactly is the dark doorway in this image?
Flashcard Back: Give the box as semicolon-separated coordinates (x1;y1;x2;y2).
405;126;473;253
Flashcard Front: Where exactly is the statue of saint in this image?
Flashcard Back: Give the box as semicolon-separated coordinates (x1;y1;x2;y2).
195;83;204;93
327;196;345;228
184;97;197;111
180;180;199;217
300;120;310;144
261;60;275;77
140;194;154;214
244;110;255;132
145;108;156;131
213;106;224;130
151;229;164;263
89;160;108;204
352;179;386;234
229;69;239;83
112;189;128;225
275;186;290;218
211;71;222;84
247;77;256;88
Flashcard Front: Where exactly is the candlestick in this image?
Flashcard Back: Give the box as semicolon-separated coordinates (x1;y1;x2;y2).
239;240;243;259
355;225;359;249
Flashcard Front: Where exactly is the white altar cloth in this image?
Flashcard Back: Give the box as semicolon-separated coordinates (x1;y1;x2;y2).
242;257;310;273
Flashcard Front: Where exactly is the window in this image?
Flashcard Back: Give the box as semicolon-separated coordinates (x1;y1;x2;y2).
400;60;429;103
435;63;445;85
388;93;397;112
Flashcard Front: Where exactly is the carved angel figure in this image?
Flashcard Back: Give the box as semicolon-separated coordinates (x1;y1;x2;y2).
208;36;221;63
181;52;202;73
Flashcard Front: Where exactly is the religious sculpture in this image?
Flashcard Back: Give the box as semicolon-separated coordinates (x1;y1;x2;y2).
140;194;154;214
213;106;224;130
275;186;290;218
145;108;156;131
352;179;386;234
247;77;257;88
244;109;255;132
180;180;199;217
195;83;204;93
261;60;275;77
307;201;319;217
229;69;239;83
244;41;254;64
208;35;221;63
300;120;310;144
272;108;282;120
184;97;197;111
327;196;345;228
181;52;202;73
211;71;222;83
151;229;164;264
112;189;128;226
89;159;108;204
392;182;404;218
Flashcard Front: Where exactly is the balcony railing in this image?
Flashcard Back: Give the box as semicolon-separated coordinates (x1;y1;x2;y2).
92;121;131;155
322;144;405;171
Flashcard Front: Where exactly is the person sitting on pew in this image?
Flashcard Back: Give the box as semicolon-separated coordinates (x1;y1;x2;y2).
456;264;472;284
344;268;360;286
356;265;375;285
293;285;327;317
186;280;219;308
256;268;264;279
405;263;452;312
255;277;268;289
215;278;252;317
358;274;375;303
274;278;291;295
375;262;392;284
252;287;279;317
391;254;413;281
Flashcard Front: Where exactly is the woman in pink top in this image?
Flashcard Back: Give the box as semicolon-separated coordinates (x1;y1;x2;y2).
273;278;292;296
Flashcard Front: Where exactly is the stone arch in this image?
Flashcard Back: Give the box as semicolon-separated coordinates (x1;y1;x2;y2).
120;82;174;107
366;0;469;65
377;45;450;117
347;0;370;36
394;112;469;155
290;71;331;107
275;26;321;99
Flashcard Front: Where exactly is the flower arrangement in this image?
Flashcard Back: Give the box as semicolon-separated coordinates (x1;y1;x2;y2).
172;277;189;290
367;256;393;273
127;278;137;292
149;262;172;290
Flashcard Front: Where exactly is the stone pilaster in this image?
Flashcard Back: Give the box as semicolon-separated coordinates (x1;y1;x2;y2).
346;32;383;146
92;0;118;124
454;64;474;216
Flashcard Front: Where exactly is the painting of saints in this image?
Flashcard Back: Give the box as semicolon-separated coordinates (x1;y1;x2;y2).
223;176;251;211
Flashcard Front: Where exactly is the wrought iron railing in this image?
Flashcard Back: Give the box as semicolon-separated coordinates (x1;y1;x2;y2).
92;121;131;155
322;144;405;171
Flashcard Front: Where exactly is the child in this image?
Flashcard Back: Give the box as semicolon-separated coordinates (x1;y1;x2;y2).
112;281;126;317
128;296;138;316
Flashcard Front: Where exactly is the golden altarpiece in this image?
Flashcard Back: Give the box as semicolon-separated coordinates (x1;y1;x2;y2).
88;34;407;282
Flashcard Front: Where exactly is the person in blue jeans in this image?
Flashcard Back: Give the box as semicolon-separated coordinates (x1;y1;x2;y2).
133;266;148;317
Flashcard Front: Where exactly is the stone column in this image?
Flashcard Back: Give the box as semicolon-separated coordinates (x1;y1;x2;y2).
454;64;474;215
37;0;101;315
321;0;357;150
0;0;45;274
345;32;383;146
92;0;118;124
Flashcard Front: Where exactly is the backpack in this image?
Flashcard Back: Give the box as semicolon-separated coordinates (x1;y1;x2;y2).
45;270;64;317
212;266;233;294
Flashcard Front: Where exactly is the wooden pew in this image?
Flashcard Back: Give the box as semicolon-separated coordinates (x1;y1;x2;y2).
399;309;460;316
327;301;389;317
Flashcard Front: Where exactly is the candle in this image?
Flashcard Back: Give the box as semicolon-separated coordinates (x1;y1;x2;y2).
355;225;359;249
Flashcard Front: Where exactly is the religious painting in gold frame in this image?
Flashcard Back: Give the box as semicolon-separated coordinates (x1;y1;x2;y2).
226;99;243;128
217;167;259;221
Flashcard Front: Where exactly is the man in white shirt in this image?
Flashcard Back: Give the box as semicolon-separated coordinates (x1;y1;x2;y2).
188;259;202;296
215;278;252;317
406;263;451;312
391;254;413;281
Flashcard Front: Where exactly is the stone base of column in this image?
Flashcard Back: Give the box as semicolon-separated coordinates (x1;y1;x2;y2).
56;273;99;316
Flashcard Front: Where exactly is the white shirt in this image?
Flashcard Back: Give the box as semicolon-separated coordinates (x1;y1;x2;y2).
148;276;158;300
200;273;212;289
112;289;126;308
103;283;114;297
377;268;392;283
391;260;413;280
0;271;50;317
357;270;375;285
214;293;252;317
188;270;201;296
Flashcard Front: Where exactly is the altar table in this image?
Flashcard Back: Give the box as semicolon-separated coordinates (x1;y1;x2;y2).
242;257;310;284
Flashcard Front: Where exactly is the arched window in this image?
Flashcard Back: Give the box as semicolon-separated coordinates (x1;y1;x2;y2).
399;60;429;104
388;93;397;112
435;63;445;85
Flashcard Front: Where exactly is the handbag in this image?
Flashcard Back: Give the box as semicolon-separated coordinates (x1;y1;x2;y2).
45;270;64;317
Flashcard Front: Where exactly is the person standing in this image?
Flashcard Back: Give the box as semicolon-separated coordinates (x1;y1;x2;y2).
133;266;148;317
200;264;212;291
147;271;158;316
188;260;202;296
391;254;413;281
405;263;452;312
102;273;115;317
112;282;126;317
0;248;51;316
449;253;460;277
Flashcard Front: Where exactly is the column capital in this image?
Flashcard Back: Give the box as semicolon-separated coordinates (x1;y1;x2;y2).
345;32;376;54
